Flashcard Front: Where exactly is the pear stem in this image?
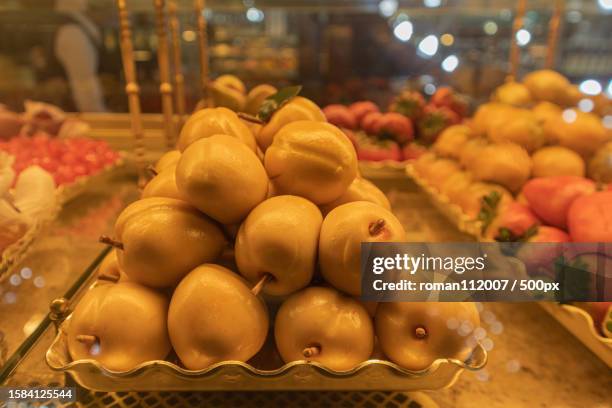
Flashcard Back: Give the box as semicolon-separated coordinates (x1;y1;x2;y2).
76;334;98;346
368;219;386;236
146;165;158;177
251;274;271;296
99;236;124;250
414;326;428;339
7;199;21;214
303;345;320;359
97;273;120;283
237;112;264;125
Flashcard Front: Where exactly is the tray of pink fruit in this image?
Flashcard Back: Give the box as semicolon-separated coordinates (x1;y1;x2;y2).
322;87;468;176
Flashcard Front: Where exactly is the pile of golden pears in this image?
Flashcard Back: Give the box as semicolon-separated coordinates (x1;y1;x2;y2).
413;70;611;237
66;78;480;374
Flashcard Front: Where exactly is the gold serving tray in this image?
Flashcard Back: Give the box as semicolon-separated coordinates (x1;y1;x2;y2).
46;287;487;392
46;319;486;392
539;303;612;368
405;164;485;240
359;160;411;179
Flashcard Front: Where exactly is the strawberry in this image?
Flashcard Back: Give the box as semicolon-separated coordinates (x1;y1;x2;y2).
377;112;414;144
567;191;612;242
416;105;460;145
389;90;426;121
360;111;384;136
523;176;596;229
430;87;469;117
357;139;402;162
484;201;540;242
323;104;357;130
349;101;380;124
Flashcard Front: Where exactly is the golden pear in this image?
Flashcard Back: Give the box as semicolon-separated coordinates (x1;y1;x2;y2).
256;96;326;151
265;121;358;204
176;134;268;224
244;84;277;115
176;107;255;152
274;286;374;371
440;171;473;204
168;264;268;370
319;177;390;215
141;164;183;200
319;201;406;296
154;150;181;173
467;142;531;193
432;125;472;160
96;250;128;283
547;110;608;159
112;197;226;288
487;109;545;153
235;195;322;296
375;302;480;371
458;138;488;168
67;282;171;372
492;81;532;106
532;146;585;177
210;75;247;112
523;69;570;103
421;158;461;190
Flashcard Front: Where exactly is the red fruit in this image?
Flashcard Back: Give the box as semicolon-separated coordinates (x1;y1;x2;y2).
349;101;380;124
377;112;414;144
430;87;469;117
416;105;460;145
401;143;427;161
516;226;570;275
567;191;612;242
523;176;596;230
322;104;357;129
389;90;426;121
485;202;540;241
357;140;402;162
360;111;384;136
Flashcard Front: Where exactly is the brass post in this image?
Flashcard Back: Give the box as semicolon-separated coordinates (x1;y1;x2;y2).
169;0;186;130
508;0;527;81
116;0;147;187
546;0;564;69
195;0;211;107
154;0;177;148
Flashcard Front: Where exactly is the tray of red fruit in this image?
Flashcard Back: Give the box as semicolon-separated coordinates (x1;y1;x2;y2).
323;88;467;178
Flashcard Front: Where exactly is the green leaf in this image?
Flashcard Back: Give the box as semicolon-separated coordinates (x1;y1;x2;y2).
257;85;303;122
520;224;539;242
477;191;501;233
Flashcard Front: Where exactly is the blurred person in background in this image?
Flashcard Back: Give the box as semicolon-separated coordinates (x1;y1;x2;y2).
15;0;106;112
53;0;106;112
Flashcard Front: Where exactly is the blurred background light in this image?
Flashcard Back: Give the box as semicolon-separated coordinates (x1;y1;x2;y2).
424;0;441;8
418;35;439;57
516;29;531;46
440;33;454;46
483;21;498;35
579;79;602;95
598;0;612;11
424;83;437;95
393;21;414;42
578;98;594;112
246;7;264;22
562;109;578;123
378;0;398;17
441;55;459;72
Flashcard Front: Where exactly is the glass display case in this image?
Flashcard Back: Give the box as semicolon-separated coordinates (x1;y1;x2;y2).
0;1;610;407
